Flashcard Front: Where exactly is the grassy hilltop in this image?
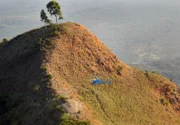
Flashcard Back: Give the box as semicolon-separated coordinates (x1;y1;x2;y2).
0;22;180;125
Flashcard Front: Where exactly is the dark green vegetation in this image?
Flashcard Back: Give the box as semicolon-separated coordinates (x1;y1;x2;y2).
0;38;8;49
46;0;63;23
40;0;63;26
40;9;51;25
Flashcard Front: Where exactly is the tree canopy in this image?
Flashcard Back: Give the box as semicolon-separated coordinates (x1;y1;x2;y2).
40;9;51;25
46;0;63;23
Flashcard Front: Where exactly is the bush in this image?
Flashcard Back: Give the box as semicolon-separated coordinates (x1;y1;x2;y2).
117;66;123;75
160;98;169;105
46;74;52;80
59;113;90;125
59;120;89;125
58;96;68;102
2;38;8;43
0;38;9;48
38;38;53;51
34;84;40;91
144;70;149;76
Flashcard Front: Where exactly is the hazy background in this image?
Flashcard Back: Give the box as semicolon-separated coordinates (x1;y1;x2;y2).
0;0;180;84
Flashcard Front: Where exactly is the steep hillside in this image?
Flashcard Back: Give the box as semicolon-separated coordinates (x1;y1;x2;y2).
0;22;180;125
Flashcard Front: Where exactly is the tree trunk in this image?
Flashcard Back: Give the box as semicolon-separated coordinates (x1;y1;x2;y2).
55;15;58;23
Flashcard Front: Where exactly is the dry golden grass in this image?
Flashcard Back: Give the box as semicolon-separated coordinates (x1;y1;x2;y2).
1;22;180;125
44;22;180;125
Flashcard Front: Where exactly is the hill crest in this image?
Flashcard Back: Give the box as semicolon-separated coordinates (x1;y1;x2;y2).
0;22;180;125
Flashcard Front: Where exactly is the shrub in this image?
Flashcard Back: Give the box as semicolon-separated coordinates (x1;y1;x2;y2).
2;38;8;43
0;38;8;48
144;70;149;76
52;94;68;103
40;65;47;73
34;84;40;91
59;113;90;125
117;66;123;75
59;120;89;125
160;98;169;105
46;74;52;80
58;96;68;102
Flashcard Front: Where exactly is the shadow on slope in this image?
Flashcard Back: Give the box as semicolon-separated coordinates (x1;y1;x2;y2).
0;24;89;125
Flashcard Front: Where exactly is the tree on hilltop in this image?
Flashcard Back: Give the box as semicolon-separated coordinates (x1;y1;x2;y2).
40;9;51;25
46;0;63;23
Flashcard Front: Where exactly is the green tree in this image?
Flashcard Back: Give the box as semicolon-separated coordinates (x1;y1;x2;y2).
46;0;63;23
40;9;51;25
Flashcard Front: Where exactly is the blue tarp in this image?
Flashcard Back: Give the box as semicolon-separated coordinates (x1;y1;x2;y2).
92;79;112;85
